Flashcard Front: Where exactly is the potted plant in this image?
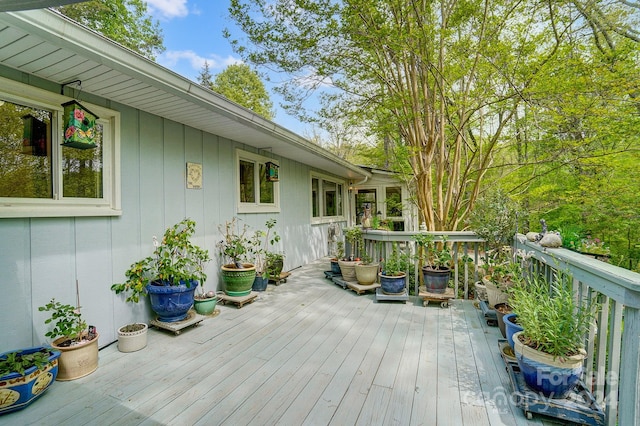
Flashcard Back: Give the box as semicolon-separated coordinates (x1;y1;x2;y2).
467;188;522;307
217;218;256;297
509;272;598;398
38;298;99;381
249;219;281;291
111;218;211;323
330;241;345;275
338;226;363;281
0;346;61;414
266;251;285;281
116;323;149;353
414;233;452;294
379;243;409;294
354;251;379;285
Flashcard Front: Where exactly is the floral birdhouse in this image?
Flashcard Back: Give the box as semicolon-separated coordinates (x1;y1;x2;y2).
61;100;99;149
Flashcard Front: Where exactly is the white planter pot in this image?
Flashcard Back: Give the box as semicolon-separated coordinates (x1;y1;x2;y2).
117;323;148;353
355;263;379;285
338;260;360;282
52;332;99;381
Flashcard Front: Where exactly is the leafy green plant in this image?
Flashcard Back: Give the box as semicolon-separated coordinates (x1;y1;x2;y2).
333;241;345;260
0;349;52;377
249;218;281;276
413;233;453;270
112;219;211;303
381;243;409;276
343;226;363;259
467;188;522;251
509;272;598;358
39;298;88;344
218;218;251;267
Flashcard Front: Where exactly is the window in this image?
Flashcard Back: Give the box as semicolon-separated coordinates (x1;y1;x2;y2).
236;150;279;213
355;188;376;225
385;186;403;217
0;77;120;218
311;173;345;222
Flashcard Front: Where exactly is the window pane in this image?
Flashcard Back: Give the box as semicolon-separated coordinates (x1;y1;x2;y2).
0;100;52;198
312;178;319;217
63;123;103;198
336;184;343;216
259;163;274;203
386;186;403;217
239;160;255;202
324;181;338;216
355;189;376;224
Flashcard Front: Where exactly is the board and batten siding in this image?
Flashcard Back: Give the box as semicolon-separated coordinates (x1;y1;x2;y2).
0;83;340;353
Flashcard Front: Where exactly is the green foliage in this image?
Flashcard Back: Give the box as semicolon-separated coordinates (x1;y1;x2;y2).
39;299;87;343
467;189;521;251
334;241;345;260
413;234;453;269
0;349;52;377
112;219;211;302
381;243;409;276
56;0;164;60
509;273;598;358
210;64;274;119
248;218;282;275
343;226;363;259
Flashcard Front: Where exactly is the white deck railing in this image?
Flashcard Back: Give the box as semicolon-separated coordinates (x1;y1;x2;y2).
359;230;640;425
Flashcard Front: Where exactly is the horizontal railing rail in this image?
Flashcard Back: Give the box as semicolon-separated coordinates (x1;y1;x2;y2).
361;229;486;299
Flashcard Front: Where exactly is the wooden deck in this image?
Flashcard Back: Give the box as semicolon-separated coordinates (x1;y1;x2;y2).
7;259;566;426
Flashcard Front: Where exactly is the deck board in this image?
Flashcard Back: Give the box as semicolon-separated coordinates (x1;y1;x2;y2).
5;258;566;426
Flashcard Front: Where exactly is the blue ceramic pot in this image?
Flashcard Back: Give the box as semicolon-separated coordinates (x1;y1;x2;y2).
512;331;585;398
422;266;451;294
252;274;269;291
146;281;197;322
0;347;60;414
330;260;341;275
504;313;523;349
379;272;406;294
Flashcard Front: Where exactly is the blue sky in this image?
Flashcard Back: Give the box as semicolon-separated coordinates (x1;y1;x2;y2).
145;0;310;136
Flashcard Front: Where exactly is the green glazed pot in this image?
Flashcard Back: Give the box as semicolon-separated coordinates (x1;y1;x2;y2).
221;264;256;297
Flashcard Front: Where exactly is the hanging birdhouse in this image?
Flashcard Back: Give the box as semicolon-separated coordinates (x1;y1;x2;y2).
265;161;279;182
61;100;99;149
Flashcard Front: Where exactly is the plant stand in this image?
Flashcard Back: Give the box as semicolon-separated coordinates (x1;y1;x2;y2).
150;311;205;335
499;339;605;425
375;287;409;303
269;271;291;286
479;300;498;326
217;291;259;308
418;286;454;307
346;281;380;295
332;276;349;289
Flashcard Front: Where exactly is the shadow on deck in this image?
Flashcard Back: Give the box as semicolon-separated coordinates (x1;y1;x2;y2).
6;258;567;426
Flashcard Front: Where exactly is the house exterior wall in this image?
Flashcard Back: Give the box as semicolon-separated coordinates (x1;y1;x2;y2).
0;69;340;353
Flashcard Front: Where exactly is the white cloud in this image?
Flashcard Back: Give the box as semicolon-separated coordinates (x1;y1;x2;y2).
158;50;243;78
145;0;189;19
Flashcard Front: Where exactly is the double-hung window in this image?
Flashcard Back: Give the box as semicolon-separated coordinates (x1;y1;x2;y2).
236;149;280;213
311;173;345;223
0;77;120;218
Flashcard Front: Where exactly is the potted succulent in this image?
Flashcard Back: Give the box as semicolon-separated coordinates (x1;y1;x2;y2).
217;218;256;297
0;346;61;414
38;298;99;381
111;218;211;323
379;243;409;294
414;233;452;294
509;272;598;398
338;226;363;281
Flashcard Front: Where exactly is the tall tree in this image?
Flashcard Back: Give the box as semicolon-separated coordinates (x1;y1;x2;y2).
56;0;164;60
209;64;274;120
197;61;213;88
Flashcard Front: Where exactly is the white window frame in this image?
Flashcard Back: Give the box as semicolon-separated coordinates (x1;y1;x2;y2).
236;149;280;214
311;172;346;224
0;77;121;218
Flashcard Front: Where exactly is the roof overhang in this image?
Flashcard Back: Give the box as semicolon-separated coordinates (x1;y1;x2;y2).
0;8;369;181
0;0;85;12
